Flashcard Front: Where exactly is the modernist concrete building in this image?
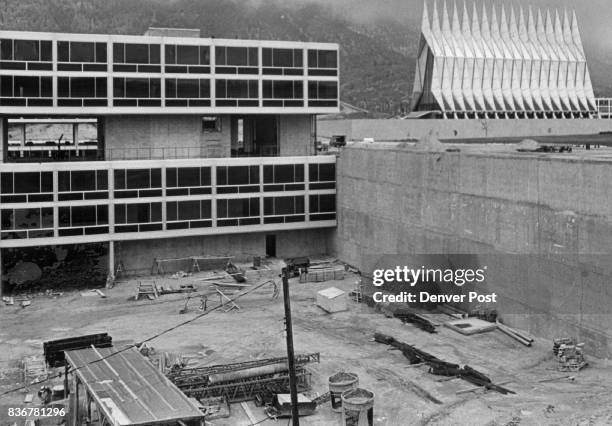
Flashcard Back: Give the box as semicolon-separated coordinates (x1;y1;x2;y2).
410;1;597;119
0;28;339;282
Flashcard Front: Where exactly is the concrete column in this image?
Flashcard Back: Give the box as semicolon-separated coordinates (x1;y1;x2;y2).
0;248;3;298
53;170;59;237
108;240;115;277
211;165;217;227
259;164;264;225
161;166;167;230
304;160;310;223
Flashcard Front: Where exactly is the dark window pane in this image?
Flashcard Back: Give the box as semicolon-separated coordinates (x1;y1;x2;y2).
72;205;96;226
1;39;13;60
178;200;200;220
1;173;13;193
227;166;249;185
58;41;70;62
295;165;304;182
96;43;107;62
319;194;335;212
151;169;161;187
97;205;108;224
58;77;70;98
113;78;124;98
177;45;198;64
294;50;303;67
125;78;149;98
217;199;227;218
0;76;11;97
14;172;40;193
319;164;335;181
262;48;272;66
40;41;51;61
200;167;211;186
71;42;95;62
126;169;150;189
215;46;226;65
41;172;52;192
227;47;247;65
125;43;148;63
248;48;257;66
150;79;161;98
149;44;160;64
308;50;317;67
199;46;210;64
97;170;108;190
151;203;162;222
96;77;107;97
319;50;337;68
177;79;198;98
275;165;294;183
114;169;125;190
71;78;96;98
178;168;199;187
296;196;304;213
40;78;52;98
58;206;70;227
201;200;211;218
71;170;96;191
199;80;210;98
115;204;126;223
14;40;38;61
274;49;292;67
14;76;39;98
165;45;176;64
165;79;176;98
216;166;227;185
113;43;124;62
167;201;177;221
264;197;273;215
166;168;177;187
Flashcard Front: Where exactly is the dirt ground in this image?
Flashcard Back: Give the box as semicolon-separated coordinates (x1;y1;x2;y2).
1;260;612;426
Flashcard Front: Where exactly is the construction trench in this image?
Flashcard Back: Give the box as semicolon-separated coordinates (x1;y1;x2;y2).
2;142;612;425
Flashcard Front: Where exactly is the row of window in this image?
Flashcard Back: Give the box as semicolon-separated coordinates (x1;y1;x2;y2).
0;193;336;239
0;38;337;72
0;165;335;197
0;194;335;229
0;76;336;106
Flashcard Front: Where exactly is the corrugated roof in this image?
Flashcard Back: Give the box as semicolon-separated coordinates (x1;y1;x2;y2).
65;347;204;426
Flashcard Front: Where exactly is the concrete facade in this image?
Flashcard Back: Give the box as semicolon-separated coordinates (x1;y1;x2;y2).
318;118;612;141
333;143;612;358
104;114;314;159
103;115;231;159
117;228;333;275
279;115;314;156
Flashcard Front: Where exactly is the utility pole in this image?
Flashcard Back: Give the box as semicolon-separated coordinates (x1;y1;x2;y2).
281;267;300;426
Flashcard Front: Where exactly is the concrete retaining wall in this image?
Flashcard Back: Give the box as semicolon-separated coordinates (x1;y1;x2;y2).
118;228;333;274
319;118;612;141
333;143;612;358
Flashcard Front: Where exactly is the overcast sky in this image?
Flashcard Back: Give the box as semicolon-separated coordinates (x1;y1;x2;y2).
273;0;612;53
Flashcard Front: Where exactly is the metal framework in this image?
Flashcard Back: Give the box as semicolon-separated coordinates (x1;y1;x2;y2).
411;1;597;119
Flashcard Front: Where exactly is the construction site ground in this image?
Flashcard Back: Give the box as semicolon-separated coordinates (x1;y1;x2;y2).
1;260;612;426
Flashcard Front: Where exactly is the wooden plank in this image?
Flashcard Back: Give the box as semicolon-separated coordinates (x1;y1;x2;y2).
241;402;258;425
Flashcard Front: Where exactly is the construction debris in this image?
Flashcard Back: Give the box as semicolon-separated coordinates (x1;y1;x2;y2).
171;270;192;279
225;261;246;283
299;266;345;283
284;257;310;277
22;355;48;384
374;333;514;395
266;393;318;418
197;396;230;419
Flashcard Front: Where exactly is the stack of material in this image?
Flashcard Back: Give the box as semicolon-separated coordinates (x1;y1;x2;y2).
554;338;587;372
316;287;348;313
167;353;320;402
300;266;345;283
43;333;113;367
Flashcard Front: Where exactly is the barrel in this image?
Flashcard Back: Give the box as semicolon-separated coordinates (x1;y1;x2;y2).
328;372;359;412
341;388;374;426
